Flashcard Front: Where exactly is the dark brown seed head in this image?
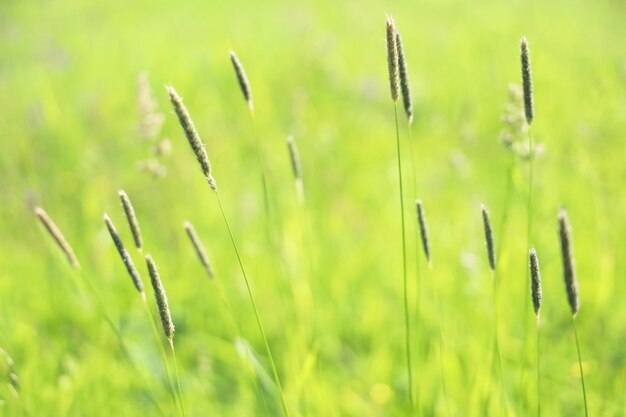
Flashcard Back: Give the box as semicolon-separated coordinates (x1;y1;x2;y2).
229;51;253;112
167;86;217;191
529;248;542;320
395;30;413;123
481;204;496;271
103;213;144;293
118;190;143;250
34;207;80;269
385;16;399;102
416;199;431;264
145;254;175;340
558;209;579;316
183;221;214;279
520;37;534;125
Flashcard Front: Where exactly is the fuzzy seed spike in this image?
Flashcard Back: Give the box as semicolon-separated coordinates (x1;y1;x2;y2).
183;221;214;279
385;16;400;102
416;199;431;264
229;51;253;112
558;209;579;316
520;37;534;125
34;207;80;268
167;86;217;191
118;190;143;250
481;204;496;271
395;30;413;123
146;254;175;340
104;213;144;293
529;248;542;320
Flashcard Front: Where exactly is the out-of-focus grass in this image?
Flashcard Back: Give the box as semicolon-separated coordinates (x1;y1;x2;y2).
1;0;625;415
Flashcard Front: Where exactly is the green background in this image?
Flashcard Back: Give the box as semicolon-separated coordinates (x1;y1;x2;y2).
1;0;625;415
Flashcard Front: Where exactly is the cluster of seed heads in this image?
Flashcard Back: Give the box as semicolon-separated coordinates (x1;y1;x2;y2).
34;207;80;269
184;221;214;279
103;213;144;293
520;37;534;125
229;51;254;112
146;254;175;340
481;204;496;271
167;86;217;191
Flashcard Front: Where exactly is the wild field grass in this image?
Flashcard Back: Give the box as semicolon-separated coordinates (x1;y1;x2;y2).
1;0;626;415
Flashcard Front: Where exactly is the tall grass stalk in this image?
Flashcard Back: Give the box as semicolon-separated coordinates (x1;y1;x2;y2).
558;209;588;416
529;248;542;417
167;85;289;417
145;254;186;417
519;36;536;399
481;204;506;415
386;16;413;412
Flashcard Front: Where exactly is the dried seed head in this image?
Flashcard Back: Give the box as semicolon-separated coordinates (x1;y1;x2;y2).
481;204;496;271
145;254;175;340
183;221;214;279
558;209;579;316
167;86;217;191
385;16;400;102
229;51;254;112
34;207;79;269
103;213;144;293
118;190;143;250
137;72;164;140
520;37;534;125
416;199;431;264
529;248;542;321
395;30;413;123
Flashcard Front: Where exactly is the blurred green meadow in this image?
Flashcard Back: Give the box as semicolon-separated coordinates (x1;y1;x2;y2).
1;0;626;415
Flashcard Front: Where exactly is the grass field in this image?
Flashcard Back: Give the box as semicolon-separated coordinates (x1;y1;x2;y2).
1;0;626;415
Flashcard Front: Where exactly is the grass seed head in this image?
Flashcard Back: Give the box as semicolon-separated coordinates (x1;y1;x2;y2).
145;254;175;340
286;135;302;180
167;86;217;191
529;248;542;321
395;30;413;123
520;37;534;125
385;16;400;102
118;190;143;250
481;204;496;271
34;207;80;269
416;199;431;264
104;213;144;293
229;51;253;112
183;221;214;279
558;208;579;316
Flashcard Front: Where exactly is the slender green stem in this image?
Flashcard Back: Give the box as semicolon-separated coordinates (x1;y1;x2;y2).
536;323;541;417
249;110;272;235
142;294;177;412
572;317;589;417
520;127;534;397
215;191;290;417
495;152;516;262
491;269;506;416
428;264;450;417
394;103;414;412
169;339;186;417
